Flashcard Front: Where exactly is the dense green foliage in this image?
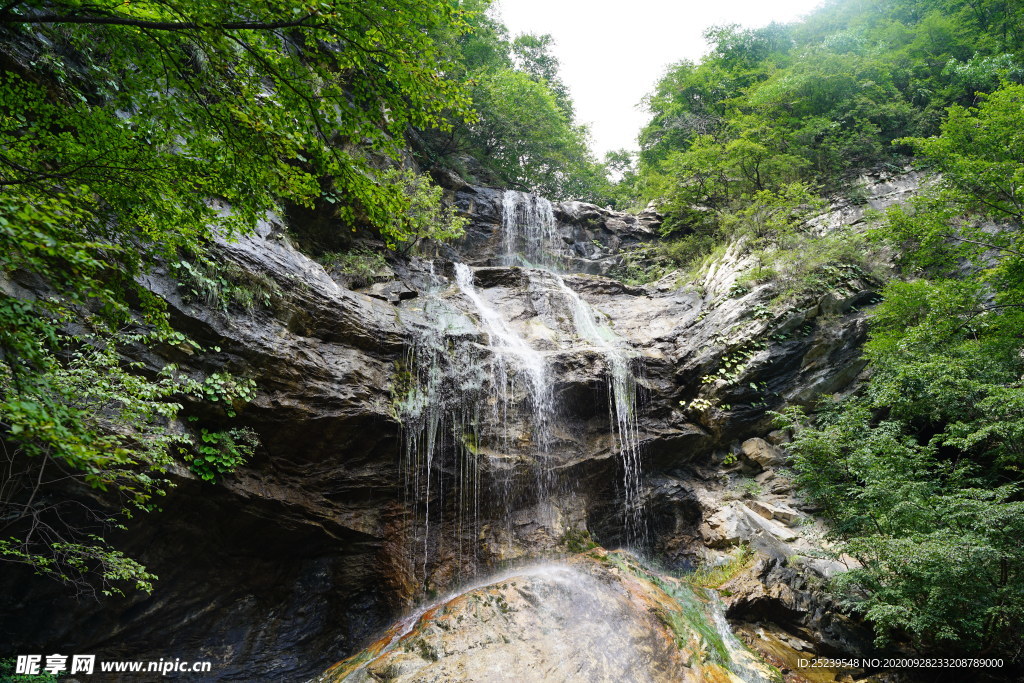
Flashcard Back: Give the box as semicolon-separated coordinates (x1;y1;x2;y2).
416;0;611;201
625;0;1024;660
778;82;1024;659
2;0;475;246
0;658;57;682
0;325;259;595
630;0;1024;234
781;400;1024;655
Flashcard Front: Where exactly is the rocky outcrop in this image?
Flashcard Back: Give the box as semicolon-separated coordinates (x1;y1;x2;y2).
317;550;774;683
432;174;661;274
809;166;929;234
1;174;920;680
1;219;415;680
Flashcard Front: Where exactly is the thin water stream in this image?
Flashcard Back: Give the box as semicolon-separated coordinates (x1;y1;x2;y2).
500;189;562;268
397;286;487;580
499;190;646;545
544;270;646;546
399;190;647;579
454;262;553;458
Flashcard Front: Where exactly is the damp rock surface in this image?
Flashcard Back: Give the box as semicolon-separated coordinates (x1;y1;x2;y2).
317;551;771;683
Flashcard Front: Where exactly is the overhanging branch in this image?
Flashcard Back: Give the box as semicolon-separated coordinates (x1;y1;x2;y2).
0;12;318;31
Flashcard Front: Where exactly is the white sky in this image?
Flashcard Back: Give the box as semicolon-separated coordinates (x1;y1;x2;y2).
494;0;825;158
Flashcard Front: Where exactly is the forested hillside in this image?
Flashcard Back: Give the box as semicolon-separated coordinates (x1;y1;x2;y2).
614;0;1024;661
624;0;1023;221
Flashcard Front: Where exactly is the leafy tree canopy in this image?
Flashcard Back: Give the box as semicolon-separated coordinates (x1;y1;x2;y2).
416;0;611;201
628;0;1024;226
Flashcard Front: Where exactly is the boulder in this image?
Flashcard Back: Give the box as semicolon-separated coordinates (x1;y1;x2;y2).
747;500;802;525
741;437;787;469
316;552;775;683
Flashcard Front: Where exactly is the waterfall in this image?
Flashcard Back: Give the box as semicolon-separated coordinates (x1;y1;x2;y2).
397;259;559;587
397;190;648;593
454;263;555;494
397;285;488;582
501;190;561;268
454;263;548;417
500;190;646;544
366;192;771;683
546;273;646;547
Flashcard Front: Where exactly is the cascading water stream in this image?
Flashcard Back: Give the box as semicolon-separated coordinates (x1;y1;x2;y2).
454;262;556;496
453;263;549;424
397;275;488;581
396;255;562;587
500;189;561;268
707;589;778;683
497;189;647;545
398;190;648;587
373;192;773;683
545;272;646;546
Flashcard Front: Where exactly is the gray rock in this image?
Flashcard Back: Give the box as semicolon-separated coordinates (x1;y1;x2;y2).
747;500;802;525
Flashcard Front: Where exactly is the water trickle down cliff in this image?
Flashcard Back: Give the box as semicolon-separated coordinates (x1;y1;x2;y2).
0;170;901;680
499;189;561;269
394;190;651;592
502;191;647;549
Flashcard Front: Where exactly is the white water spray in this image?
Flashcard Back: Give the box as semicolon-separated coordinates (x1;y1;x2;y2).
501;189;647;545
454;263;555;493
545;272;646;546
501;190;561;268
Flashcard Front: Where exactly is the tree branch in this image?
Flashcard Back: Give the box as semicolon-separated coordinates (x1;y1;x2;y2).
0;12;318;31
947;234;1024;258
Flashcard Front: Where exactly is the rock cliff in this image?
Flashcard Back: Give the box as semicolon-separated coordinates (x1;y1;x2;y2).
0;171;916;681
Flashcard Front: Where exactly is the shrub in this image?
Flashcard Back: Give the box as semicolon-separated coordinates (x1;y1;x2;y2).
660;232;721;270
320;248;390;288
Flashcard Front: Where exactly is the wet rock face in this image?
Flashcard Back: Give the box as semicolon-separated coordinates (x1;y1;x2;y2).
316;551;772;683
325;564;687;683
439;182;660;274
0;219;415;680
1;175;918;680
722;557;875;657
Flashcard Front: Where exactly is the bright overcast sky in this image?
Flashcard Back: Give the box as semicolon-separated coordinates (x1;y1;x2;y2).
494;0;825;158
